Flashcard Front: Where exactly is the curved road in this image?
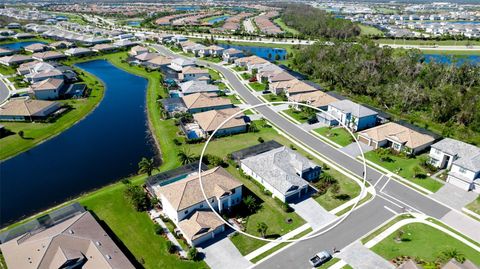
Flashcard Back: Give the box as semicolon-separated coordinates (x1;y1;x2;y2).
152;44;473;269
0;78;10;105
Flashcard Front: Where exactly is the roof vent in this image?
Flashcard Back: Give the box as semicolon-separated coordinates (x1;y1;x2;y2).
96;241;101;246
68;229;74;234
105;254;111;260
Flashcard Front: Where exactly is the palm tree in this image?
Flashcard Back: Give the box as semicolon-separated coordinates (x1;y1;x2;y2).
177;148;197;165
138;157;157;176
257;222;268;238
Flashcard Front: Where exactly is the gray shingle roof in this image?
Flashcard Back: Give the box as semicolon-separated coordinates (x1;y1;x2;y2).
330;100;378;118
431;138;480;171
241;147;315;195
179;80;219;95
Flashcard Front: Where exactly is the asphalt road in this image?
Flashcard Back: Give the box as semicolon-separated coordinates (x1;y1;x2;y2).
152;45;452;268
0;78;10;104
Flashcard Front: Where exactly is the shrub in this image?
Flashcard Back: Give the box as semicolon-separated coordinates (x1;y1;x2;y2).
166;241;176;254
173;138;182;145
188;247;199;261
154;223;164;235
124;184;149;211
258;137;264;143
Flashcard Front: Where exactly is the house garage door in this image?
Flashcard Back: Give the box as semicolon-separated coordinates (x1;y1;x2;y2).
358;136;371;147
447;176;470;191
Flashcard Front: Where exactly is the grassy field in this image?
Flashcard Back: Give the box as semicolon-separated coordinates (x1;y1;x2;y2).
262;93;285;105
0;68;105;160
314;127;353;147
358;24;384;36
364;151;443;193
249;82;267;91
273;17;300;35
371;223;480;266
465;196;480;215
361;214;414;244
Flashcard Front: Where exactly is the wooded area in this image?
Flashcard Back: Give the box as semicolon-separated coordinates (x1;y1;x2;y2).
279;4;361;39
291;41;480;144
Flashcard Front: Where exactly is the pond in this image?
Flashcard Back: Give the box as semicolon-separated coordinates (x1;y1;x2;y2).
175;6;201;11
1;41;47;51
208;15;230;24
0;60;156;227
423;54;480;66
218;44;287;61
127;21;141;27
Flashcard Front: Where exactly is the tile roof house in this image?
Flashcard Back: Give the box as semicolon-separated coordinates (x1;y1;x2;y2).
0;47;14;57
24;43;48;53
234;55;269;69
29;78;64;100
288;90;339;110
149;166;243;246
269;79;318;97
25;69;63;83
199;45;225;57
0;54;33;66
222;48;244;63
317;100;378;132
192;107;247;137
145;55;173;69
358;122;435;155
91;43;117;52
64;47;93;57
429;138;480;192
0;204;135;269
32;51;66;61
133;52;159;62
179;66;210;82
239;145;320;202
0;97;61;121
48;41;73;50
179;80;219;95
181;92;233;114
257;68;296;84
17;61;51;75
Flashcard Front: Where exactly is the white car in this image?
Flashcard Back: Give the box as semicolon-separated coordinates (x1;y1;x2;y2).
309;250;332;267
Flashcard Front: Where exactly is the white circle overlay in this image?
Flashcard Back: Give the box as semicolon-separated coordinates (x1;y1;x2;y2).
198;101;368;243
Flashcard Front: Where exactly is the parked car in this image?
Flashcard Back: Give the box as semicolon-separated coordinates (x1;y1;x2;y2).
309;251;332;267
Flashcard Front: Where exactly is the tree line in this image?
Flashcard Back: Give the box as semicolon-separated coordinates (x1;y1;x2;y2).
278;4;361;39
291;40;480;144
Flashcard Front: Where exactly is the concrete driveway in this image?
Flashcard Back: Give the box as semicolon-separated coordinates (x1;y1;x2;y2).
289;197;336;230
200;235;252;269
340;142;373;157
430;183;477;210
0;78;10;105
337;241;395;269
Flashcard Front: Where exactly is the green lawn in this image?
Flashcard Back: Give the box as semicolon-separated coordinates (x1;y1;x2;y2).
361;214;414;244
223;94;241;104
315;127;353;147
358;24;384;36
249;82;267;91
465;196;480;215
273;17;300;35
208;68;222;81
263;93;286;105
233;66;246;72
282;108;311;123
250;228;313;263
0;68;105;160
364;151;444;193
241;72;252;80
314;170;361;211
371;223;480;266
201;56;222;63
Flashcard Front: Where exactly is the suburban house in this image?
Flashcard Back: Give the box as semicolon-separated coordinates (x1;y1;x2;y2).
29;78;64;100
192;107;247;137
317;100;378;132
160;97;187;115
147;166;243;246
358;122;435;155
0;97;61;121
257;69;296;84
65;47;93;57
91;43;117;53
288;90;339;110
0;55;33;66
0;48;14;57
25;69;63;83
199;45;224;57
179;80;219;95
145;55;172;69
179;66;210;82
269;79;318;97
0;203;135;269
17;61;53;75
48;41;73;49
128;45;148;56
179;41;199;52
429;138;480;192
31;51;66;61
235;142;320;202
222;48;244;63
234;55;269;69
134;52;159;63
181;92;233;114
24;43;48;53
168;57;196;72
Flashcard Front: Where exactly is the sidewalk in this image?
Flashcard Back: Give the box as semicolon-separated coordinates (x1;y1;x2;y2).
149;210;187;258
